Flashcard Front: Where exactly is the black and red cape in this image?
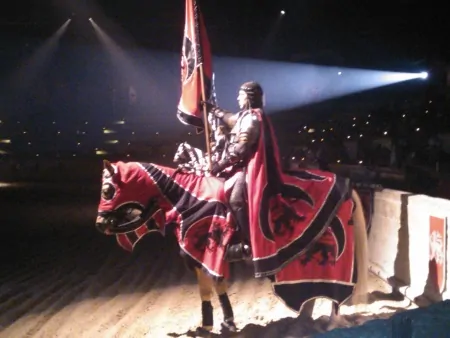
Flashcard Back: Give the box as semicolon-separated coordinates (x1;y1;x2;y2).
246;109;356;312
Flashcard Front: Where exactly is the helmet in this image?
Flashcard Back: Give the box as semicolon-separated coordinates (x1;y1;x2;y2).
240;81;264;108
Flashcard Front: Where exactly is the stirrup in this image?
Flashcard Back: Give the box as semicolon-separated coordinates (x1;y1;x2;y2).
225;243;252;262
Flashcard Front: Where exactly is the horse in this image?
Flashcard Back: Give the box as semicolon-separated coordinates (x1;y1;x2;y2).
95;158;369;334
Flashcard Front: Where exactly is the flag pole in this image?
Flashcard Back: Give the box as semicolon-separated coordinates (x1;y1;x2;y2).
199;64;212;171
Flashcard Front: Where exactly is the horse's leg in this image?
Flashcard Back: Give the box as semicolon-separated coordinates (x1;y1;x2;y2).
299;299;350;331
327;189;369;329
194;267;214;332
213;278;237;332
298;298;315;320
326;302;351;330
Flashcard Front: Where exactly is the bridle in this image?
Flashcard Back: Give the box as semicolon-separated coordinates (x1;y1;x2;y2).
97;199;160;234
97;165;182;234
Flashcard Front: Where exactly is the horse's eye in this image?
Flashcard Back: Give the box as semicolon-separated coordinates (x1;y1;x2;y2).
101;183;115;200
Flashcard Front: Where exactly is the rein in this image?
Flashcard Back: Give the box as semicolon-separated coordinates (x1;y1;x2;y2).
98;199;160;234
98;164;183;235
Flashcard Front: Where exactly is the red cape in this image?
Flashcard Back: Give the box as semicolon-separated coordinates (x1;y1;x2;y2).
246;109;356;312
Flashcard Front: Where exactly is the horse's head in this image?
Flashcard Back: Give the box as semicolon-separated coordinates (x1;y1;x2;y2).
95;160;160;235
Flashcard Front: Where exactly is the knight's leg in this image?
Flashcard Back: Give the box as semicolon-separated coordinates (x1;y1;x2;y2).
194;268;214;332
229;171;249;241
225;172;251;262
213;279;237;332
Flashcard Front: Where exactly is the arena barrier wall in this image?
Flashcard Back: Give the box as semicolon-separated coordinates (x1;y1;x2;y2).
367;189;448;303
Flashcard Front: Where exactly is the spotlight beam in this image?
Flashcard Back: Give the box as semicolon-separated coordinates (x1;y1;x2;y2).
208;57;430;112
9;19;71;90
259;10;285;57
88;19;173;114
89;18;141;93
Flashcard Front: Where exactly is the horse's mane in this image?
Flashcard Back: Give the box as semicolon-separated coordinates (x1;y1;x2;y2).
137;162;210;185
109;161;180;189
145;162;178;175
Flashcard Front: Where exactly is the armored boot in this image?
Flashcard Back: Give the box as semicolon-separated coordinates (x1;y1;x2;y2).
225;207;252;262
225;242;251;262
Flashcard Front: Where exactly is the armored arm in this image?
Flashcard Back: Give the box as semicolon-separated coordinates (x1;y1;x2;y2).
229;112;260;160
212;107;238;129
202;101;237;129
211;111;260;174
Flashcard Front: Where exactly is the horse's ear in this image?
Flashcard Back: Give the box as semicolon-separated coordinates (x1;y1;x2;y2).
103;159;115;176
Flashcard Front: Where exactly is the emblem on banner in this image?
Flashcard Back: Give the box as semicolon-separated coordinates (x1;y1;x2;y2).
181;36;196;85
429;216;447;294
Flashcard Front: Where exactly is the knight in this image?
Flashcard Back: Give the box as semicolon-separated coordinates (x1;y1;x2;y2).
204;81;283;261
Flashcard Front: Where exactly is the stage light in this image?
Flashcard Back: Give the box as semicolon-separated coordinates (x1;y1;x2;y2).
419;71;428;79
280;10;285;15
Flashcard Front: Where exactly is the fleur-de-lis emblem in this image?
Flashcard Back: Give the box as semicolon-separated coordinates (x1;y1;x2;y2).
430;231;444;265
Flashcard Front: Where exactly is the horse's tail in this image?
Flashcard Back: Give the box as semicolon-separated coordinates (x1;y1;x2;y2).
351;188;369;304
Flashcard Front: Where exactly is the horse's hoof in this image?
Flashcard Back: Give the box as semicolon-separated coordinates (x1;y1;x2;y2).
326;317;351;331
187;326;212;338
193;326;213;337
221;320;237;333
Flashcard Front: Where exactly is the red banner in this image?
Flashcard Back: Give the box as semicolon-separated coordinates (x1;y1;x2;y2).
177;0;213;132
429;216;447;294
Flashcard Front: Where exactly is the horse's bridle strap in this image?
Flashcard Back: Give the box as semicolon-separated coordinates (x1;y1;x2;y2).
98;198;160;234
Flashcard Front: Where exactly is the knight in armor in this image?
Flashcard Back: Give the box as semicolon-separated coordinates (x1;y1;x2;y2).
204;81;273;261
